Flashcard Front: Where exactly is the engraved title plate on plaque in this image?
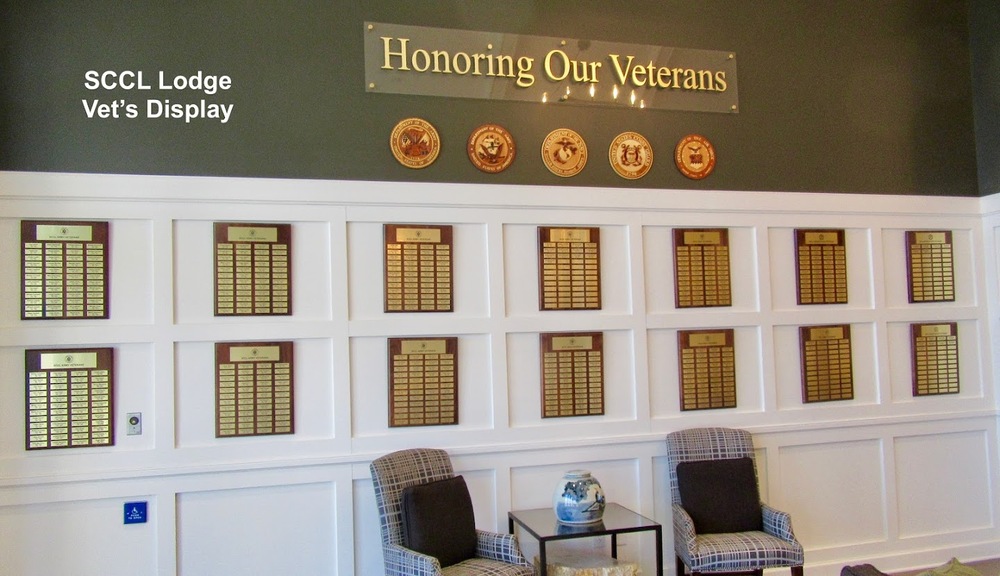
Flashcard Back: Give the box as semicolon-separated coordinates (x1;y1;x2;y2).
673;228;732;308
25;348;114;450
540;332;605;418
384;224;454;313
799;325;854;403
911;322;959;396
906;231;955;303
678;329;736;410
21;220;109;320
214;223;292;316
215;342;294;437
538;227;601;311
388;337;458;427
795;229;848;305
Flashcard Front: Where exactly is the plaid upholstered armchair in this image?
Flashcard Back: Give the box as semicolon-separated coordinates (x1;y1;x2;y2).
370;448;533;576
666;428;805;576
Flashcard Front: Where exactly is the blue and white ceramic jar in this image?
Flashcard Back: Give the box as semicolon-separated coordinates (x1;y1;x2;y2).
552;470;606;524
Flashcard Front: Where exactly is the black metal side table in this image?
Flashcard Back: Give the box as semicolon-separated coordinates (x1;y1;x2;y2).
508;502;663;576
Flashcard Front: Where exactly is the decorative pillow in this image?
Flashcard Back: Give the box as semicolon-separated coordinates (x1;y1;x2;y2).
676;457;763;534
401;475;477;567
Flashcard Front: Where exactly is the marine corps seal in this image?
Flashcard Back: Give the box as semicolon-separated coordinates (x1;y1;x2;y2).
674;134;716;180
609;131;653;180
390;117;440;169
541;128;587;177
468;123;515;173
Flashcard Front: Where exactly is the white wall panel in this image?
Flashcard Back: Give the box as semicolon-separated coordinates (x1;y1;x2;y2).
177;482;337;576
0;497;158;576
778;439;887;549
346;221;492;321
894;431;993;537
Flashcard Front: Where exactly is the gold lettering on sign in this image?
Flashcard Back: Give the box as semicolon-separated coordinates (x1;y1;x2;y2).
228;227;278;243
919;324;953;337
401;340;448;355
810;326;845;340
36;225;93;242
395;228;442;243
688;332;727;347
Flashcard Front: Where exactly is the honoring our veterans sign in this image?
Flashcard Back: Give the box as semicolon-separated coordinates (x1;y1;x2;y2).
364;22;738;113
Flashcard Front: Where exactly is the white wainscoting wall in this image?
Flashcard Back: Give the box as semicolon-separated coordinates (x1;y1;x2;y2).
0;172;997;576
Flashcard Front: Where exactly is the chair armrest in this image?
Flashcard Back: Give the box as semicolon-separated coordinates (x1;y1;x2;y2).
382;542;443;576
475;530;531;566
762;503;797;542
672;503;698;558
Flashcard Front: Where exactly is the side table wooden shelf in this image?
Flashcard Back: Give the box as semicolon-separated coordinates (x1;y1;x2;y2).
508;502;663;576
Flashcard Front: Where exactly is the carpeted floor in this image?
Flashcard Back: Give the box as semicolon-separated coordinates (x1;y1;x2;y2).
893;558;1000;576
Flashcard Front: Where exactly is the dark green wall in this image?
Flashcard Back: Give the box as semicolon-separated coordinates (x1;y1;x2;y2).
0;1;986;196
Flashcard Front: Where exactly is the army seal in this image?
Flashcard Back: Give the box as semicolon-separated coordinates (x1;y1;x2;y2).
609;131;653;179
390;117;440;169
674;134;716;180
468;123;515;173
541;128;588;177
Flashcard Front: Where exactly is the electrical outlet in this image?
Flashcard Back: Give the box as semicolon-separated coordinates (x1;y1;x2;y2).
126;412;142;435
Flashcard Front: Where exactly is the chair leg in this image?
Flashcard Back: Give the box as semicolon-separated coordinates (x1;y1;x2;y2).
676;556;687;576
791;565;804;576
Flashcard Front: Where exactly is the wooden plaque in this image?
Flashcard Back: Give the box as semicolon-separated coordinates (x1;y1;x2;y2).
388;337;458;427
25;348;114;450
540;332;605;418
673;228;732;308
215;342;294;437
795;229;848;305
906;231;955;303
538;226;601;311
21;220;110;320
911;322;959;396
384;224;454;312
678;329;736;410
799;324;854;403
214;222;292;316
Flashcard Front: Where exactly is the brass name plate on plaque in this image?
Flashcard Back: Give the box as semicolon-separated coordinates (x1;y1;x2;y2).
215;341;294;437
911;322;959;396
538;226;601;310
384;224;454;313
673;228;732;308
906;231;955;303
540;332;604;418
214;222;292;316
25;348;114;450
21;220;109;320
799;324;854;403
795;229;848;305
678;329;736;410
388;337;458;427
